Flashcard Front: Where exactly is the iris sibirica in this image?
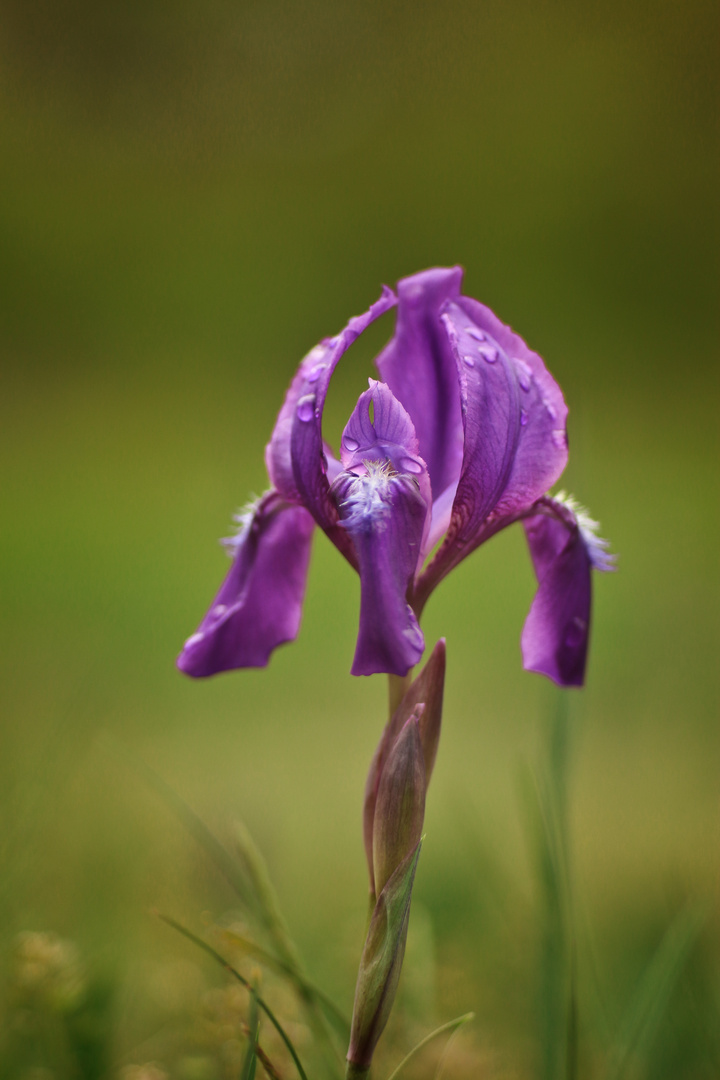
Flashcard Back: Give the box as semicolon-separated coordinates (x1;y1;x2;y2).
178;267;612;687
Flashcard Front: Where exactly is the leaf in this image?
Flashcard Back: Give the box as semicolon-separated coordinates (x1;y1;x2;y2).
348;841;422;1070
384;1012;475;1080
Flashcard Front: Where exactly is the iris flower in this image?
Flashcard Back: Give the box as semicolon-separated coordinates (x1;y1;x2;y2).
178;267;612;686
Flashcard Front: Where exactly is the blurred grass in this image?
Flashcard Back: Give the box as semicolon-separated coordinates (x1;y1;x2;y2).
1;0;718;1074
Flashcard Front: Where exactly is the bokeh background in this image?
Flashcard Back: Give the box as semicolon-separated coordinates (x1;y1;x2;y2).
1;0;718;1076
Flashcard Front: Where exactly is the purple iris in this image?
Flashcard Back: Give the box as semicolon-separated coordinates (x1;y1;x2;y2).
178;267;612;687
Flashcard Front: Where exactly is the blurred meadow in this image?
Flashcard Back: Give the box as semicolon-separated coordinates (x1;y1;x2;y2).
1;0;718;1076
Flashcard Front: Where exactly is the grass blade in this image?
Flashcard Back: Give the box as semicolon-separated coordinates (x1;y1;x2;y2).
384;1013;475;1080
240;983;260;1080
520;691;577;1080
142;763;349;1060
156;912;310;1080
604;904;706;1080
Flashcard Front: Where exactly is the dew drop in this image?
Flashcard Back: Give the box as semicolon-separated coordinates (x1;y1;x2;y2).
400;456;423;474
479;345;498;363
463;354;476;368
307;363;325;383
564;616;587;648
515;359;532;391
551;429;566;449
544;400;557;421
185;632;204;648
466;326;485;341
520;409;529;426
296;394;316;422
343;436;360;452
213;604;227;616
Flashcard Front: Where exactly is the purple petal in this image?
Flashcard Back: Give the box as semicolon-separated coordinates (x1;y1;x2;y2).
375;268;465;499
521;499;593;687
177;492;314;676
341;379;433;561
332;465;428;676
414;300;568;607
279;287;397;565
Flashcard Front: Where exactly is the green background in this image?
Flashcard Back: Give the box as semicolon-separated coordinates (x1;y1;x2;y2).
1;1;717;1074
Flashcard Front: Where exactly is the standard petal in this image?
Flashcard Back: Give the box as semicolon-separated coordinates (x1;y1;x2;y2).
285;287;397;565
341;379;433;563
332;467;428;676
413;300;568;609
375;268;465;498
521;494;613;686
177;492;315;676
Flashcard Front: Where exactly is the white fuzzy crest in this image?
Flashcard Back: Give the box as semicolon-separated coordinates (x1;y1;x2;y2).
553;490;616;572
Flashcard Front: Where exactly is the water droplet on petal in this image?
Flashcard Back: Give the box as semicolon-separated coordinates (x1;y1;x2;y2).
213;604;227;616
296;394;316;422
479;345;498;363
551;429;566;449
515;359;533;391
343;435;359;452
400;457;423;474
463;354;475;368
466;326;485;341
564;616;587;648
185;632;204;648
520;409;529;426
307;363;325;383
544;400;557;421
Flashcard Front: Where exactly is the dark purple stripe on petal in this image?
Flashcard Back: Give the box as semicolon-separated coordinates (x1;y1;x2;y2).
375;268;464;499
177;492;315;676
521;499;592;687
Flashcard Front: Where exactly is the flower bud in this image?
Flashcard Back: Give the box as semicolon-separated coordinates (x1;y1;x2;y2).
372;714;426;899
363;640;445;894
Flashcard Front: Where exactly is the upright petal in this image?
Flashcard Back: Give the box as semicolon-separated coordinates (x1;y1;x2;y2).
332;464;428;676
375;268;464;498
414;300;568;608
341;379;433;564
521;494;614;686
281;287;397;565
177;492;314;676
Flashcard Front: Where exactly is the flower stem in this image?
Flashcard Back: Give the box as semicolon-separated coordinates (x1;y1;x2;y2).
387;672;411;717
345;1062;371;1079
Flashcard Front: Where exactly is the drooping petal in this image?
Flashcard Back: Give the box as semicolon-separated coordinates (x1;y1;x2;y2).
375;268;464;498
413;299;568;608
521;494;614;686
267;287;396;571
332;464;428;676
177;492;314;676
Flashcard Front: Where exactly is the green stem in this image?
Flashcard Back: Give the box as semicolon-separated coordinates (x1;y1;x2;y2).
345;1062;370;1079
387;673;412;716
